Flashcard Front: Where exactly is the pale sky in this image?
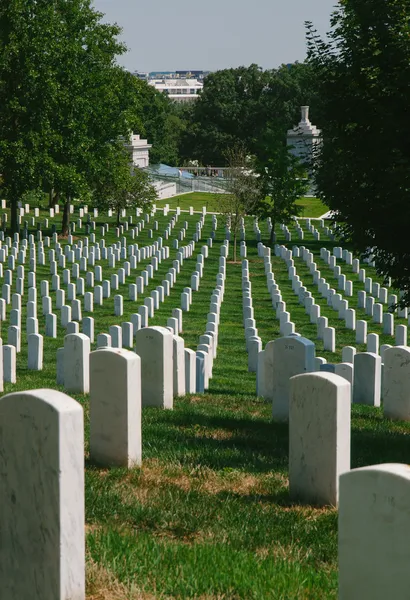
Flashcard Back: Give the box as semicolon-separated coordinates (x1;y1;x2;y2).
93;0;336;72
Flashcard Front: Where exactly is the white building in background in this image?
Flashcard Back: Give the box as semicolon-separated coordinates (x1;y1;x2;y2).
148;78;203;102
287;106;321;164
126;133;152;169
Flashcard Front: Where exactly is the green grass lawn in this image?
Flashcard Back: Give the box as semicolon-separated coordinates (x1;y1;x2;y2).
159;192;224;212
295;196;328;218
2;201;407;599
161;192;329;219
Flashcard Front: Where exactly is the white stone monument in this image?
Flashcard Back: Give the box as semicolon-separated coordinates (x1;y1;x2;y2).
287;106;321;166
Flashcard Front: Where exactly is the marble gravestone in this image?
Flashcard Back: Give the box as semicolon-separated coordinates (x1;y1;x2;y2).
173;335;186;397
339;463;410;600
90;348;142;468
63;333;90;394
0;389;85;600
184;348;196;394
383;346;410;420
289;372;351;506
135;326;173;409
353;352;381;406
270;336;315;421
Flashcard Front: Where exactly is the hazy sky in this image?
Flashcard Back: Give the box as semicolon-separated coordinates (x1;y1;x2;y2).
93;0;336;72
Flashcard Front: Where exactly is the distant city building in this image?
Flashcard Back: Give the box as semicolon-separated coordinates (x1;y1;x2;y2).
133;71;149;81
131;70;209;102
287;106;321;164
133;70;209;81
125;133;152;169
148;78;203;102
175;70;209;81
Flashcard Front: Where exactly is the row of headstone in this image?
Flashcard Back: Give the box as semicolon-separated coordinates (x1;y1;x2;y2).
273;243;407;351
1;378;407;600
287;368;410;599
241;245;262;372
195;239;227;391
0;211;213;385
257;335;315;421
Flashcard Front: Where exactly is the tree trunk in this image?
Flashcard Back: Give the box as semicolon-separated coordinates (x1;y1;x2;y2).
10;197;18;234
117;207;121;227
269;220;276;246
61;195;70;236
48;188;54;208
233;231;237;263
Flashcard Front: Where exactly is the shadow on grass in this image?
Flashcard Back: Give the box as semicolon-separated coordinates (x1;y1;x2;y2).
214;487;291;507
205;386;256;399
351;425;410;469
142;409;289;473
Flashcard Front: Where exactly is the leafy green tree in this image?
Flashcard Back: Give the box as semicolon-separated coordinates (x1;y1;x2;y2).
180;62;318;166
181;64;270;165
126;76;188;166
0;0;140;234
256;141;309;245
93;145;157;226
46;1;132;235
0;0;64;232
306;0;410;302
219;144;264;262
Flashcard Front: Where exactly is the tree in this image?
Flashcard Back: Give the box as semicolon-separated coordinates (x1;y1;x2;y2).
0;0;64;232
255;139;309;245
46;1;132;235
180;62;319;166
126;76;188;166
0;0;139;234
93;145;157;226
219;145;264;262
306;0;410;303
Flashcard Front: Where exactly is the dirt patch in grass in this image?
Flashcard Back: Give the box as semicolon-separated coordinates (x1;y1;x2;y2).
119;460;288;502
180;425;234;441
188;395;206;404
86;558;156;600
117;461;335;526
86;523;103;535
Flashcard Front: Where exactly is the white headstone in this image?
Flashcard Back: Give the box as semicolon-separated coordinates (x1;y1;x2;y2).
90;348;141;467
290;372;351;506
135;326;173;409
383;346;410;420
173;335;186;397
0;389;85;599
268;336;315;421
63;333;90;394
339;463;410;600
353;352;381;406
27;333;43;371
184;348;196;394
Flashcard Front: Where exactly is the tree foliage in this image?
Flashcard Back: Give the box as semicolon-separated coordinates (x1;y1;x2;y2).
126;77;190;166
0;0;159;233
47;1;131;234
219;144;264;262
93;144;157;226
0;0;63;231
256;140;309;244
307;0;410;302
180;62;318;166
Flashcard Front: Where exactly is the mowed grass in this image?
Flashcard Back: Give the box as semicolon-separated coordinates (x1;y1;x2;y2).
162;192;329;220
3;202;410;599
159;192;224;212
295;196;328;218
